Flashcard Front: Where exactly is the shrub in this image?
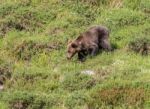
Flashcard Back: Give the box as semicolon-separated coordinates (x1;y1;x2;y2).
140;0;150;13
31;94;62;109
0;2;56;37
64;1;98;26
65;91;89;109
62;72;96;91
11;40;62;61
89;87;146;108
68;0;115;6
124;0;150;12
0;2;20;18
71;4;97;21
0;59;12;87
0;91;63;109
128;36;150;55
123;0;142;10
7;91;34;109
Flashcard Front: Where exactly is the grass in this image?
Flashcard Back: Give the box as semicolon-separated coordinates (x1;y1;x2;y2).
0;0;150;109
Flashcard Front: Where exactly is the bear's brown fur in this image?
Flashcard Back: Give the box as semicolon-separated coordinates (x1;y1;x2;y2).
67;25;111;61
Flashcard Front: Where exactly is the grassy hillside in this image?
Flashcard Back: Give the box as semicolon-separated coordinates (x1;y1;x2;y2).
0;0;150;109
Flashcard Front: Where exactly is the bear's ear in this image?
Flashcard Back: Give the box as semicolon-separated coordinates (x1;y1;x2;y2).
71;43;78;48
67;40;72;44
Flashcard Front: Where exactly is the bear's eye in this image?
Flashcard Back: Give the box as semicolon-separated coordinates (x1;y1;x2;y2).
68;50;71;53
71;43;77;48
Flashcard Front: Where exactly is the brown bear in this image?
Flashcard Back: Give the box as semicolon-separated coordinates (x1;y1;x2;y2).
67;25;111;61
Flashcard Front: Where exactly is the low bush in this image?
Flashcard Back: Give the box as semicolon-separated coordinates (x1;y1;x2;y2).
0;91;63;109
0;2;56;37
89;87;146;108
124;0;150;12
0;60;12;87
65;91;89;109
62;72;96;91
128;36;150;55
11;40;62;61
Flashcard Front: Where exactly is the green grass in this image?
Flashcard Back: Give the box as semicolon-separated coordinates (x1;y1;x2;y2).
0;0;150;109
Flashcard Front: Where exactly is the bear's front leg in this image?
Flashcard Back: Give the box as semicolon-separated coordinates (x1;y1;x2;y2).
78;51;86;62
90;45;99;57
100;39;112;51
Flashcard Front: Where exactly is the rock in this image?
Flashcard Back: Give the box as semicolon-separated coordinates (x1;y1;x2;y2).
0;85;4;91
81;70;95;76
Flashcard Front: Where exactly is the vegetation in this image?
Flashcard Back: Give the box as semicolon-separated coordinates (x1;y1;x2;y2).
0;0;150;109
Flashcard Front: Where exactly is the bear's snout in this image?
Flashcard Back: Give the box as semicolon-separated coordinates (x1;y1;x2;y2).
67;55;70;59
67;57;71;60
67;52;75;60
67;54;72;60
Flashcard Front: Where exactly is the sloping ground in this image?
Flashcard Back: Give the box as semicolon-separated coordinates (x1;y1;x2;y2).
0;0;150;109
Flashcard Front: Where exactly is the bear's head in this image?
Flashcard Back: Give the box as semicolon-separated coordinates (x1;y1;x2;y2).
67;40;82;60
